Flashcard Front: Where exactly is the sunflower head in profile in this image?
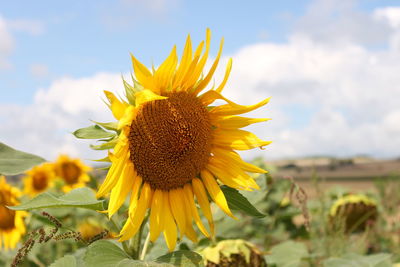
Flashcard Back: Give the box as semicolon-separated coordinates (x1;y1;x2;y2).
95;29;271;251
54;155;92;192
330;194;378;233
23;163;55;197
0;176;26;250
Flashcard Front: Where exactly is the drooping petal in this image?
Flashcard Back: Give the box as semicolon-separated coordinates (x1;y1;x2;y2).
96;145;129;198
169;189;188;239
119;183;152;241
162;191;177;251
207;160;252;191
108;163;135;218
183;184;210;238
192;178;214;236
149;189;164;242
200;170;235;218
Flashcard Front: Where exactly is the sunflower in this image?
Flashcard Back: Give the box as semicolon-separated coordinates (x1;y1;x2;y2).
96;29;271;251
0;176;26;250
23;163;55;197
54;155;92;192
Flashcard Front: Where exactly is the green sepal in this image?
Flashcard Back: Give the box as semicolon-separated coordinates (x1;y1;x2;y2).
73;125;116;139
90;138;118;150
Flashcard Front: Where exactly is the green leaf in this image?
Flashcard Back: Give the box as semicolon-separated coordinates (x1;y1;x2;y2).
49;255;77;267
0;142;46;175
84;240;130;267
265;241;309;267
9;187;104;211
220;186;265;218
117;259;173;267
73;125;116;139
156;251;204;267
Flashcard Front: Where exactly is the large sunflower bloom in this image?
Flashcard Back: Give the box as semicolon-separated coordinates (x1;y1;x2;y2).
54;155;92;192
0;176;26;250
23;163;55;197
96;29;271;251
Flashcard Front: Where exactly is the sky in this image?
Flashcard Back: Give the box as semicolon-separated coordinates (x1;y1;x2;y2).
1;0;400;162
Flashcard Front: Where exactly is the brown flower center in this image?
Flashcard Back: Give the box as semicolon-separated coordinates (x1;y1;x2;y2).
0;191;16;230
128;91;212;190
32;171;49;191
60;162;81;185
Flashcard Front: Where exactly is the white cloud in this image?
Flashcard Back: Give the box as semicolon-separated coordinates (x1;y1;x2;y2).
0;15;14;70
1;73;125;161
30;63;49;79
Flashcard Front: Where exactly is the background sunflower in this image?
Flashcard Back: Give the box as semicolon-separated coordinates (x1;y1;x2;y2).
23;163;55;197
54;155;92;192
0;176;26;250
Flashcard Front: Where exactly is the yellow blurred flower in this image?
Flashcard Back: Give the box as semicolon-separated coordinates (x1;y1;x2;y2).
96;29;271;251
0;176;26;250
54;155;92;192
23;163;55;197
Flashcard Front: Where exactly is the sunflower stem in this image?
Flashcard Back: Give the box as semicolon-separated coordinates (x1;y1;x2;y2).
128;218;147;260
140;232;151;260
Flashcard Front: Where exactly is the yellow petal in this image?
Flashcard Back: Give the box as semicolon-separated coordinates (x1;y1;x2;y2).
213;129;272;150
96;146;129;198
183;184;210;238
212;115;270;130
154;46;178;94
201;169;235;218
192;178;214;236
149;189;164;242
184;29;211;90
131;54;154;90
104;90;129;120
211;97;271;116
120;183;153;241
215;58;232;93
128;174;143;214
212;147;267;174
108;163;135;218
173;35;193;89
207;160;252;191
162;191;177;251
209;156;260;190
192;36;224;95
135;89;167;106
169;189;187;239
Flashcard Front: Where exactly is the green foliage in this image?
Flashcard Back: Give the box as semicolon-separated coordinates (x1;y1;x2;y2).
49;255;77;267
73;125;116;139
0;142;45;175
155;251;204;267
9;187;104;211
221;185;265;218
323;253;392;267
265;241;309;267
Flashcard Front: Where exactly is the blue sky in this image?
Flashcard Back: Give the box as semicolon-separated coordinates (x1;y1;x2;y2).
1;0;400;160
